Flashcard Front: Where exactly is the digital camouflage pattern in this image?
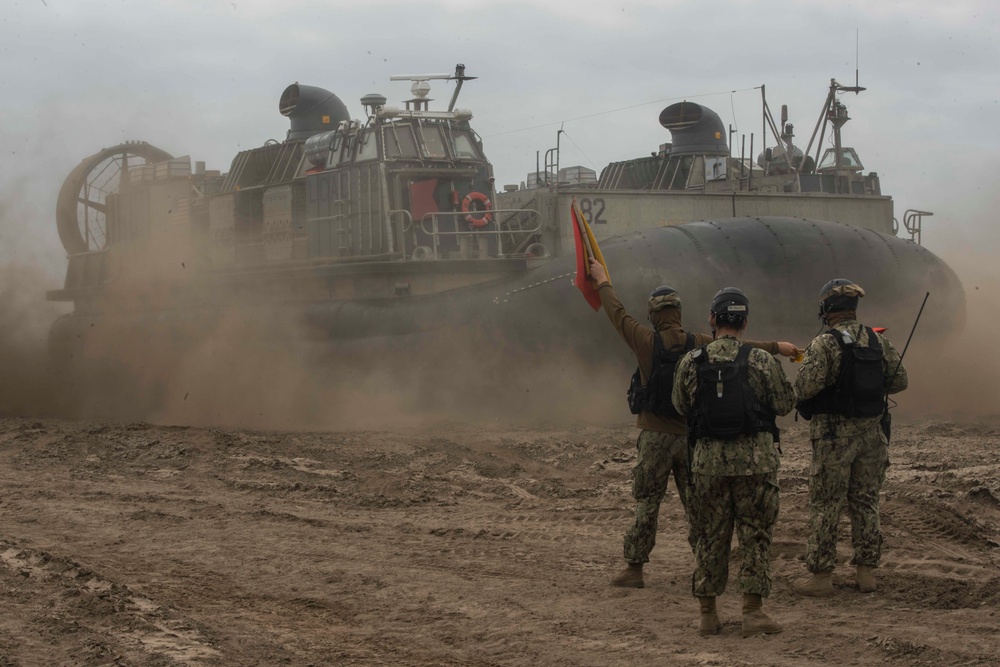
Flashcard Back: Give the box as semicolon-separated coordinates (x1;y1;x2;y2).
671;336;795;597
672;337;796;476
622;430;692;564
794;318;908;440
805;428;887;573
795;317;907;574
596;285;785;573
597;283;780;435
689;471;780;596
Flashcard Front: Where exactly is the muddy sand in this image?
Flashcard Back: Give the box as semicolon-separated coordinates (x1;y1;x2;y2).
0;415;997;666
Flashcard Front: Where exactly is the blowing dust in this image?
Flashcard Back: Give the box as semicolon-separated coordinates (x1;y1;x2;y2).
0;263;67;416
3;282;625;430
148;318;626;430
0;253;996;429
892;262;1000;422
0;175;618;430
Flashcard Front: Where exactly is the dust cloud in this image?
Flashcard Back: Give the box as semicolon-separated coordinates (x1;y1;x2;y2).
0;170;619;430
125;318;620;430
0;263;66;416
13;286;623;431
2;255;995;430
891;261;1000;423
0;234;995;430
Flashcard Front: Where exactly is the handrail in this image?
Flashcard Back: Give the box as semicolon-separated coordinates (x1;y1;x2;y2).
902;209;932;246
418;209;541;258
387;209;414;260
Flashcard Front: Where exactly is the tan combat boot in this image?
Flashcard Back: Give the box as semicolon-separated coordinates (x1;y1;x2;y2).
697;596;722;636
741;593;783;638
856;565;877;593
610;563;644;588
792;570;833;597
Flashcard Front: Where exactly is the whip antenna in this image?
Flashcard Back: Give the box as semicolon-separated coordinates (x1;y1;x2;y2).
856;28;861;91
893;291;929;378
881;291;929;444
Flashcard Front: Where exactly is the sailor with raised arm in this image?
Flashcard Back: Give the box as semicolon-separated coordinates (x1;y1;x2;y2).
587;259;800;590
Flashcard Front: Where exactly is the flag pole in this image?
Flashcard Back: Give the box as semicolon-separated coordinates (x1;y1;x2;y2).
572;200;596;275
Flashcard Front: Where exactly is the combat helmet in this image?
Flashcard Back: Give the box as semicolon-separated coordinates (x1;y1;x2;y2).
818;278;865;319
711;287;749;326
648;285;681;316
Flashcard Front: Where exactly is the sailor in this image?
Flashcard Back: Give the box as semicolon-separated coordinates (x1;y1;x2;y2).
792;279;908;596
671;287;796;637
587;260;800;590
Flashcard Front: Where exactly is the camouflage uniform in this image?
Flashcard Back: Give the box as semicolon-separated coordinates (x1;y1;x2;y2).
795;317;907;574
672;336;796;598
624;429;692;563
597;284;780;566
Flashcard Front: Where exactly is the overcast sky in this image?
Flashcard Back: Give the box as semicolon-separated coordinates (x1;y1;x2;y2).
1;0;998;281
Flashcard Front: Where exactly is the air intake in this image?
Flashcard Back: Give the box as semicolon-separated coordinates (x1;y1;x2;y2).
279;84;351;142
658;102;729;156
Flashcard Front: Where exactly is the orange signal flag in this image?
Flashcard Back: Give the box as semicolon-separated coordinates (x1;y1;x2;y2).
571;200;610;311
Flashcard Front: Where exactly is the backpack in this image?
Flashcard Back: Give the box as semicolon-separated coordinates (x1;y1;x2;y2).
627;331;695;418
797;327;885;419
690;344;777;441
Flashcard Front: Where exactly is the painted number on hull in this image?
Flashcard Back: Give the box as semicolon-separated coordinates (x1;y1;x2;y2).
578;197;607;224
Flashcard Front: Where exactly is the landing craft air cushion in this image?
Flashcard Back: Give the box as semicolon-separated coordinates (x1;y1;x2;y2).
48;64;964;370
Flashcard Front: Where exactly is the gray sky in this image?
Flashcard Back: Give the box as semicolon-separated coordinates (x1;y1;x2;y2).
2;0;998;280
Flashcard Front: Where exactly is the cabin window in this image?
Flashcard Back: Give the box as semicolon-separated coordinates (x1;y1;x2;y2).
356;129;378;162
450;131;479;159
818;147;863;171
420;125;448;159
384;125;419;158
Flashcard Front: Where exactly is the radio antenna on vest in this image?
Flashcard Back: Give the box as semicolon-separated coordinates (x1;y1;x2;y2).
893;291;929;378
881;291;928;444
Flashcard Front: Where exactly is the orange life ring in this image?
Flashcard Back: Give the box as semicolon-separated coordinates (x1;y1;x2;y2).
461;191;493;228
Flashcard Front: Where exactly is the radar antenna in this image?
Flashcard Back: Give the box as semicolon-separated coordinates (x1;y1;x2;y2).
799;74;867;192
389;64;476;112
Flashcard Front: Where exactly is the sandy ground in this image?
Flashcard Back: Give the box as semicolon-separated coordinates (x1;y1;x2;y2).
0;414;997;666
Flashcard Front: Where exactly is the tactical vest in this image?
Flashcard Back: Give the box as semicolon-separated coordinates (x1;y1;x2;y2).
797;326;885;420
627;331;695;418
689;344;778;441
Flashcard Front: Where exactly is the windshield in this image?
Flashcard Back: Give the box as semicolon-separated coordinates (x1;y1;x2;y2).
419;124;447;159
384;125;418;158
818;147;863;171
451;130;480;159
